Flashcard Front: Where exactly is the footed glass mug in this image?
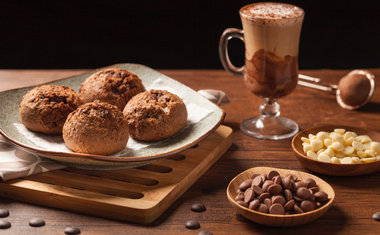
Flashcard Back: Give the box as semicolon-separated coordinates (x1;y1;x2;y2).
219;2;304;140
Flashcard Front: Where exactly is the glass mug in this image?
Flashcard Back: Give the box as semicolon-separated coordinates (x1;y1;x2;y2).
219;2;304;140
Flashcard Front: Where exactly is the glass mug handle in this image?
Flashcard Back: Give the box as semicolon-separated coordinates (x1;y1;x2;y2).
219;28;244;77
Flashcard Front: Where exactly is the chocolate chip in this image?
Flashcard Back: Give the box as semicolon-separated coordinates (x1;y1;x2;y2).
272;195;286;206
199;231;213;235
301;200;316;212
267;170;279;180
244;188;255;204
185;220;200;230
252;185;263;195
252;175;263;187
284;189;293;201
268;184;282;195
294;204;304;214
239;179;253;191
295;181;307;189
372;212;380;221
269;203;285;215
256;203;269;213
0;220;11;229
296;187;312;200
236;200;248;207
310;186;320;194
263;198;272;208
303;178;317;188
258;192;271;202
64;226;81;235
262;180;274;192
282;175;293;189
248;199;260;210
0;209;9;218
273;175;282;185
284;199;295;211
314;191;329;203
191;203;206;213
29;218;45;227
235;192;244;201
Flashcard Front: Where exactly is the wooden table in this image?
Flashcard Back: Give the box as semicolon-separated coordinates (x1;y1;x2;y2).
0;68;379;234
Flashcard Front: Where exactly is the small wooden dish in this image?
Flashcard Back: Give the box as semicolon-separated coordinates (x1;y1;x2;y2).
227;167;335;227
292;125;380;176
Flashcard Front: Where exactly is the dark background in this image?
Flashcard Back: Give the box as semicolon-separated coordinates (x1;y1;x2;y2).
0;0;379;69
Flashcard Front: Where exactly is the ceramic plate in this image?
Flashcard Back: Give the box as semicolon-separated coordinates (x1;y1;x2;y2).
0;63;225;168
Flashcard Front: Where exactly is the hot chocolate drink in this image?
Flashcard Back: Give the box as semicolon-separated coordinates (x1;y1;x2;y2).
240;3;304;98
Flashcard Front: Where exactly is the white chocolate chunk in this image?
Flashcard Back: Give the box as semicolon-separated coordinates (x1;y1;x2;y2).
323;148;335;157
316;131;329;140
371;141;380;154
329;142;344;152
308;134;315;139
330;132;344;143
331;157;340;164
352;141;363;151
344;136;354;146
365;150;375;157
310;139;323;152
301;137;310;143
343;146;354;155
324;138;332;147
376;155;380;161
361;157;376;163
335;153;345;158
317;153;331;162
317;149;325;155
306;150;318;160
352;157;360;163
341;157;353;164
357;150;366;158
334;128;345;135
361;135;372;144
363;143;371;151
303;143;311;153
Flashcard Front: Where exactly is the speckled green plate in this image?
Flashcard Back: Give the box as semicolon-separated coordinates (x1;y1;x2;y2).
0;63;225;168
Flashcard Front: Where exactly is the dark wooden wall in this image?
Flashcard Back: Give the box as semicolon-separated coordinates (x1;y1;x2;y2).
0;0;379;69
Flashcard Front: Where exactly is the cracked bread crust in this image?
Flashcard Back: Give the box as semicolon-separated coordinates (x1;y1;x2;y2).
123;89;187;141
62;100;129;155
19;85;83;135
79;68;145;110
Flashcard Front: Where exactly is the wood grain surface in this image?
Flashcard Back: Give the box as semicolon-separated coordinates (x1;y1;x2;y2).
0;68;380;234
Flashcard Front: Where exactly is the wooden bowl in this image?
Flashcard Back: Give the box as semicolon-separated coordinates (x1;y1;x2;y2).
227;167;335;227
292;125;380;176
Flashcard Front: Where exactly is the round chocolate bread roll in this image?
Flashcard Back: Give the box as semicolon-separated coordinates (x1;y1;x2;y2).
123;89;188;141
79;68;145;110
63;100;129;155
19;85;83;135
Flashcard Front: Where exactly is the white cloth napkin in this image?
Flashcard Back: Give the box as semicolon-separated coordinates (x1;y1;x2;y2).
0;89;229;181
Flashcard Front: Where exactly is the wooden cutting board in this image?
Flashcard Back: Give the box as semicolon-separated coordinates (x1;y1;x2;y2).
0;125;232;224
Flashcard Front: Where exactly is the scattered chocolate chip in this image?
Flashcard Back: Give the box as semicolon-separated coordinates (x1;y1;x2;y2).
294;204;304;214
185;220;200;230
0;220;11;229
372;212;380;221
252;185;263;195
258;192;271;202
310;186;319;194
0;209;9;218
191;203;206;213
235;192;244;201
236;200;248;207
252;175;263;187
272;195;286;206
295;181;307;189
284;199;295;211
29;218;45;227
284;189;292;201
64;226;81;235
273;175;282;185
262;180;274;192
199;231;213;235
